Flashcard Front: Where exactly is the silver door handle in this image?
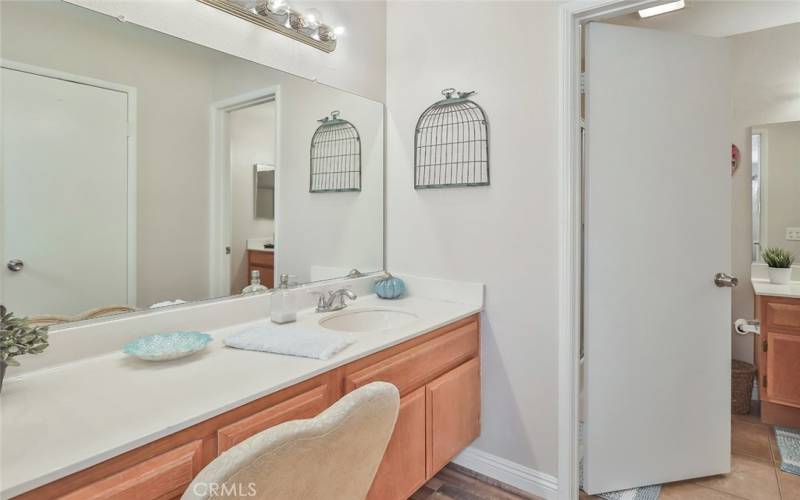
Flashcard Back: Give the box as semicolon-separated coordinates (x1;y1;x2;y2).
714;273;738;287
7;259;24;272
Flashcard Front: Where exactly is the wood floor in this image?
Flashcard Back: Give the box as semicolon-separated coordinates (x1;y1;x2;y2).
417;411;800;500
412;464;539;500
581;412;800;499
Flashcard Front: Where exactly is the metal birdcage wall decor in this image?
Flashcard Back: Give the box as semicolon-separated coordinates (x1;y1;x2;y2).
414;88;489;189
310;110;361;193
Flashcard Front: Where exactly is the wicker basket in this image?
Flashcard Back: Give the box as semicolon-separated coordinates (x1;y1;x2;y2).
732;360;756;415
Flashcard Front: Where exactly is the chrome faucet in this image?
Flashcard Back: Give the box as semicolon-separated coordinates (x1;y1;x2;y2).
312;288;357;313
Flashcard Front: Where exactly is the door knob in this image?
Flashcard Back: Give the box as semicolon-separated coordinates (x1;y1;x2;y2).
7;259;24;272
714;273;738;287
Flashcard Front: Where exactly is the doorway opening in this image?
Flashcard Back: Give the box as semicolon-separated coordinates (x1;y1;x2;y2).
560;2;800;499
209;88;279;298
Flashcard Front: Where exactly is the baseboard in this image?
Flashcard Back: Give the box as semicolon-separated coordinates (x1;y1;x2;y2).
452;446;559;499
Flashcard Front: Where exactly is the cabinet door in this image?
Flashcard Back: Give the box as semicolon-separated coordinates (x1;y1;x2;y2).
367;387;427;500
59;441;203;500
426;357;481;476
217;385;328;452
249;265;274;288
767;332;800;408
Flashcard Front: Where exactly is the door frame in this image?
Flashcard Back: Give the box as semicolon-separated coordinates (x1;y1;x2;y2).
751;127;769;260
556;2;670;498
208;87;280;298
0;59;138;307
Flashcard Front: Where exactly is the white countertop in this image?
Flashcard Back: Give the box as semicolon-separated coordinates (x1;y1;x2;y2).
0;294;480;498
751;279;800;299
248;247;274;253
246;238;274;252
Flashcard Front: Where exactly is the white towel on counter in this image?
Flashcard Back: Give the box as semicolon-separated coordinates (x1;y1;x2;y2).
224;323;355;360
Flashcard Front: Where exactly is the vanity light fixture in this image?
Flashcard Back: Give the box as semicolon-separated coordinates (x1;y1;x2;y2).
196;0;343;53
638;0;685;18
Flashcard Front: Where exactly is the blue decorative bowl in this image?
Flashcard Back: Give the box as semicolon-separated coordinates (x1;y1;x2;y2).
374;273;406;299
123;332;212;361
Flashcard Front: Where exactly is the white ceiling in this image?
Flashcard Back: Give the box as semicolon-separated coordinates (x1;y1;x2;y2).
606;0;800;38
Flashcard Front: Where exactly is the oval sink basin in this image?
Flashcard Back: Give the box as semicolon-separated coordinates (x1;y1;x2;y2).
319;308;419;333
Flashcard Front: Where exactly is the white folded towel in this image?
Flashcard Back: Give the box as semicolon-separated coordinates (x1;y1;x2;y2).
224;323;355;360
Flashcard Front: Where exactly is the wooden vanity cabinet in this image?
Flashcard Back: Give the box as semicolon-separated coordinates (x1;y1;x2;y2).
426;357;481;476
756;295;800;427
58;441;204;500
354;316;481;500
247;250;274;288
216;384;330;453
367;387;428;500
15;314;480;500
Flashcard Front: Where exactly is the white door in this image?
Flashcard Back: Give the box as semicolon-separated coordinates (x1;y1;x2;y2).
583;23;732;493
1;67;131;317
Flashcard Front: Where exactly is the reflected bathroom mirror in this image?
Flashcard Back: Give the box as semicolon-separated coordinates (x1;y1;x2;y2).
750;121;800;262
254;165;276;220
0;0;384;325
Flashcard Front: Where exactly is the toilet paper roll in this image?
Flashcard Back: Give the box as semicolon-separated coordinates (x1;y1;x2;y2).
735;319;760;335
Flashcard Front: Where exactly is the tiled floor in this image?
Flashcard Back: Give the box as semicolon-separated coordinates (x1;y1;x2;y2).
581;412;799;499
412;464;538;499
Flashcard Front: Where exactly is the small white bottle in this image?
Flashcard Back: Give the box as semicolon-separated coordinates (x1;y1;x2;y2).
271;274;297;324
242;270;268;295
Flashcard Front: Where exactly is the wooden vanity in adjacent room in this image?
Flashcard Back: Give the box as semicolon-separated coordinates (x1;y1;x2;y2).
755;292;800;427
247;249;275;289
13;314;481;500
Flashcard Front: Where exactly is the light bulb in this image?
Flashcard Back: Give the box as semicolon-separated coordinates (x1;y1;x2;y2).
304;8;321;27
267;0;286;12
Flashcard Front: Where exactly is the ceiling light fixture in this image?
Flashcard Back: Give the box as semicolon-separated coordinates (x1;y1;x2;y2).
638;0;685;18
197;0;341;52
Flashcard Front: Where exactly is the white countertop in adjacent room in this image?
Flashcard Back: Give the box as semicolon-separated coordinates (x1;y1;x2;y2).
751;279;800;299
0;294;481;498
246;238;274;252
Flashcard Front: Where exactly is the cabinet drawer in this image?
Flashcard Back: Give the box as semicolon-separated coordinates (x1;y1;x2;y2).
345;320;479;396
367;387;427;500
427;358;481;476
766;300;800;332
248;250;274;268
217;385;328;452
60;441;202;500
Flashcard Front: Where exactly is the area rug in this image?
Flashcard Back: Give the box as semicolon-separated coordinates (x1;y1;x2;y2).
774;426;800;475
596;485;662;500
579;421;662;499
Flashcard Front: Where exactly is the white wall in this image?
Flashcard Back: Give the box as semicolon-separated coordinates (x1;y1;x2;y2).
730;22;800;362
65;0;387;102
276;86;384;283
229;101;276;293
386;0;560;478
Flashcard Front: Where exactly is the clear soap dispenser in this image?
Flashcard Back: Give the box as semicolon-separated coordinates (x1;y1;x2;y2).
270;273;297;324
242;270;268;295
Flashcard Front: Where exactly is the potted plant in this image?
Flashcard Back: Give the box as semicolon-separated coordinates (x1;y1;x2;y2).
0;305;49;393
761;247;796;285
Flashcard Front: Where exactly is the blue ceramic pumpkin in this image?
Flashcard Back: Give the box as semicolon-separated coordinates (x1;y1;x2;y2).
374;273;406;299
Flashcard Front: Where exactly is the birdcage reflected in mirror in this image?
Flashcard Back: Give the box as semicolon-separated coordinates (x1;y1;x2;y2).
310;110;361;192
414;88;489;189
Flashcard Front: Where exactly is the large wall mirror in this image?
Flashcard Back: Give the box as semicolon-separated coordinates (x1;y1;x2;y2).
0;0;384;325
751;121;800;262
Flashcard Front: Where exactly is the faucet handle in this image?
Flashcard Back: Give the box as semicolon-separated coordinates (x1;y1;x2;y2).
309;291;328;308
